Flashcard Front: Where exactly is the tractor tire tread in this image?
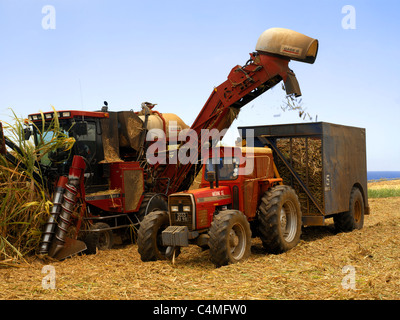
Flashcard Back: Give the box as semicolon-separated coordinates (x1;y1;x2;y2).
137;210;169;262
208;210;251;267
258;185;301;254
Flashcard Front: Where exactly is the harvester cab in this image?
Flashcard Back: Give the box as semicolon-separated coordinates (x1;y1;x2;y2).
27;106;142;194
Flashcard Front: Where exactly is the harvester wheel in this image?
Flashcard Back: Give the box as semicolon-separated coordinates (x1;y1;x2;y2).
208;210;251;267
84;222;114;254
334;187;364;232
135;193;168;227
258;185;302;253
137;210;169;261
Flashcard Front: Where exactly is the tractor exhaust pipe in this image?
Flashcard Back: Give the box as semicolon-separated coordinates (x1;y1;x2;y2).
48;156;87;259
39;176;68;255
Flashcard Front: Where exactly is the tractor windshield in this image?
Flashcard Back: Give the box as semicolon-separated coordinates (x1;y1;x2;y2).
205;157;240;181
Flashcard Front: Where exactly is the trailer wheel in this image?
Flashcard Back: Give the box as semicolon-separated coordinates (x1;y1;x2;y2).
258;185;302;253
137;210;169;261
84;222;114;254
208;210;251;267
334;187;364;232
135;193;168;227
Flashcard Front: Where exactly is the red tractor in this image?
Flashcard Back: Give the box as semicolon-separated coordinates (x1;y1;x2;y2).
138;146;302;267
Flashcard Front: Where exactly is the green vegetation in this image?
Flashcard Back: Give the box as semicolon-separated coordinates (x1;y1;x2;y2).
368;188;400;199
0;109;74;261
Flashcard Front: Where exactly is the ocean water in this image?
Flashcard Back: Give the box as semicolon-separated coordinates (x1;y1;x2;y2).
367;171;400;181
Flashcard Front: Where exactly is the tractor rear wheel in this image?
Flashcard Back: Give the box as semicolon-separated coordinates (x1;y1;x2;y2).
208;210;251;267
258;185;302;253
84;222;114;254
334;187;364;232
137;210;169;261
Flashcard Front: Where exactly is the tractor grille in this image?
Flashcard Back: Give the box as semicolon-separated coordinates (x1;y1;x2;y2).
168;194;195;231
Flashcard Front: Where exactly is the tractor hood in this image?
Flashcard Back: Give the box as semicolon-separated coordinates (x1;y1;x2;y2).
189;186;232;206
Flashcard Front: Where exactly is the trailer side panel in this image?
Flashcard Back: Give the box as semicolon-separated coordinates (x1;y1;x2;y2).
322;123;368;215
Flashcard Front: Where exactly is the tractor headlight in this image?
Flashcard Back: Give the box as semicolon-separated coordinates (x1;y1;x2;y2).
171;206;179;212
183;206;191;212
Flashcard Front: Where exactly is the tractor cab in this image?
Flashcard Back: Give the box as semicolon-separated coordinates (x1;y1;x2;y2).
201;146;275;183
198;146;278;220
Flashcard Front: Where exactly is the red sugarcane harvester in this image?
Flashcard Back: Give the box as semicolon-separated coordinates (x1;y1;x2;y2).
3;28;318;260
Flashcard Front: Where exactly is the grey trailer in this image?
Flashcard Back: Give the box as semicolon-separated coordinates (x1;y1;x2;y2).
238;122;369;227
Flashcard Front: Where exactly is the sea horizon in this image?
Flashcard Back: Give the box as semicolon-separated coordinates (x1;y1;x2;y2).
367;171;400;181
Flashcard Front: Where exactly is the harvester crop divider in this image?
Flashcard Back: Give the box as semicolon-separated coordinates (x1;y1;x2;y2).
50;237;87;261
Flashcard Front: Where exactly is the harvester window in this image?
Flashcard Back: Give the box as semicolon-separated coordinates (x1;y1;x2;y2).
34;124;70;166
74;122;96;141
74;122;96;161
205;157;239;181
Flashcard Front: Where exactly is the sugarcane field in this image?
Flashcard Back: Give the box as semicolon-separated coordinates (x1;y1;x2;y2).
1;1;399;305
0;180;399;300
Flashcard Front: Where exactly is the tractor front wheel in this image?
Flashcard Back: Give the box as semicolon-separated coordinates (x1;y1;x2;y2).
137;210;169;261
208;210;251;267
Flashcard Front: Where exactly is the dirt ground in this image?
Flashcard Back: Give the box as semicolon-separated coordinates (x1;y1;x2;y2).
1;181;399;300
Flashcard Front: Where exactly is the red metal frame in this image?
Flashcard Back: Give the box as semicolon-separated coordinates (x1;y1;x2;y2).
28;110;109;122
84;162;144;213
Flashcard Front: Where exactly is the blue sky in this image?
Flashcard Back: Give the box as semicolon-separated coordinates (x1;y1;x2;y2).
0;0;399;170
